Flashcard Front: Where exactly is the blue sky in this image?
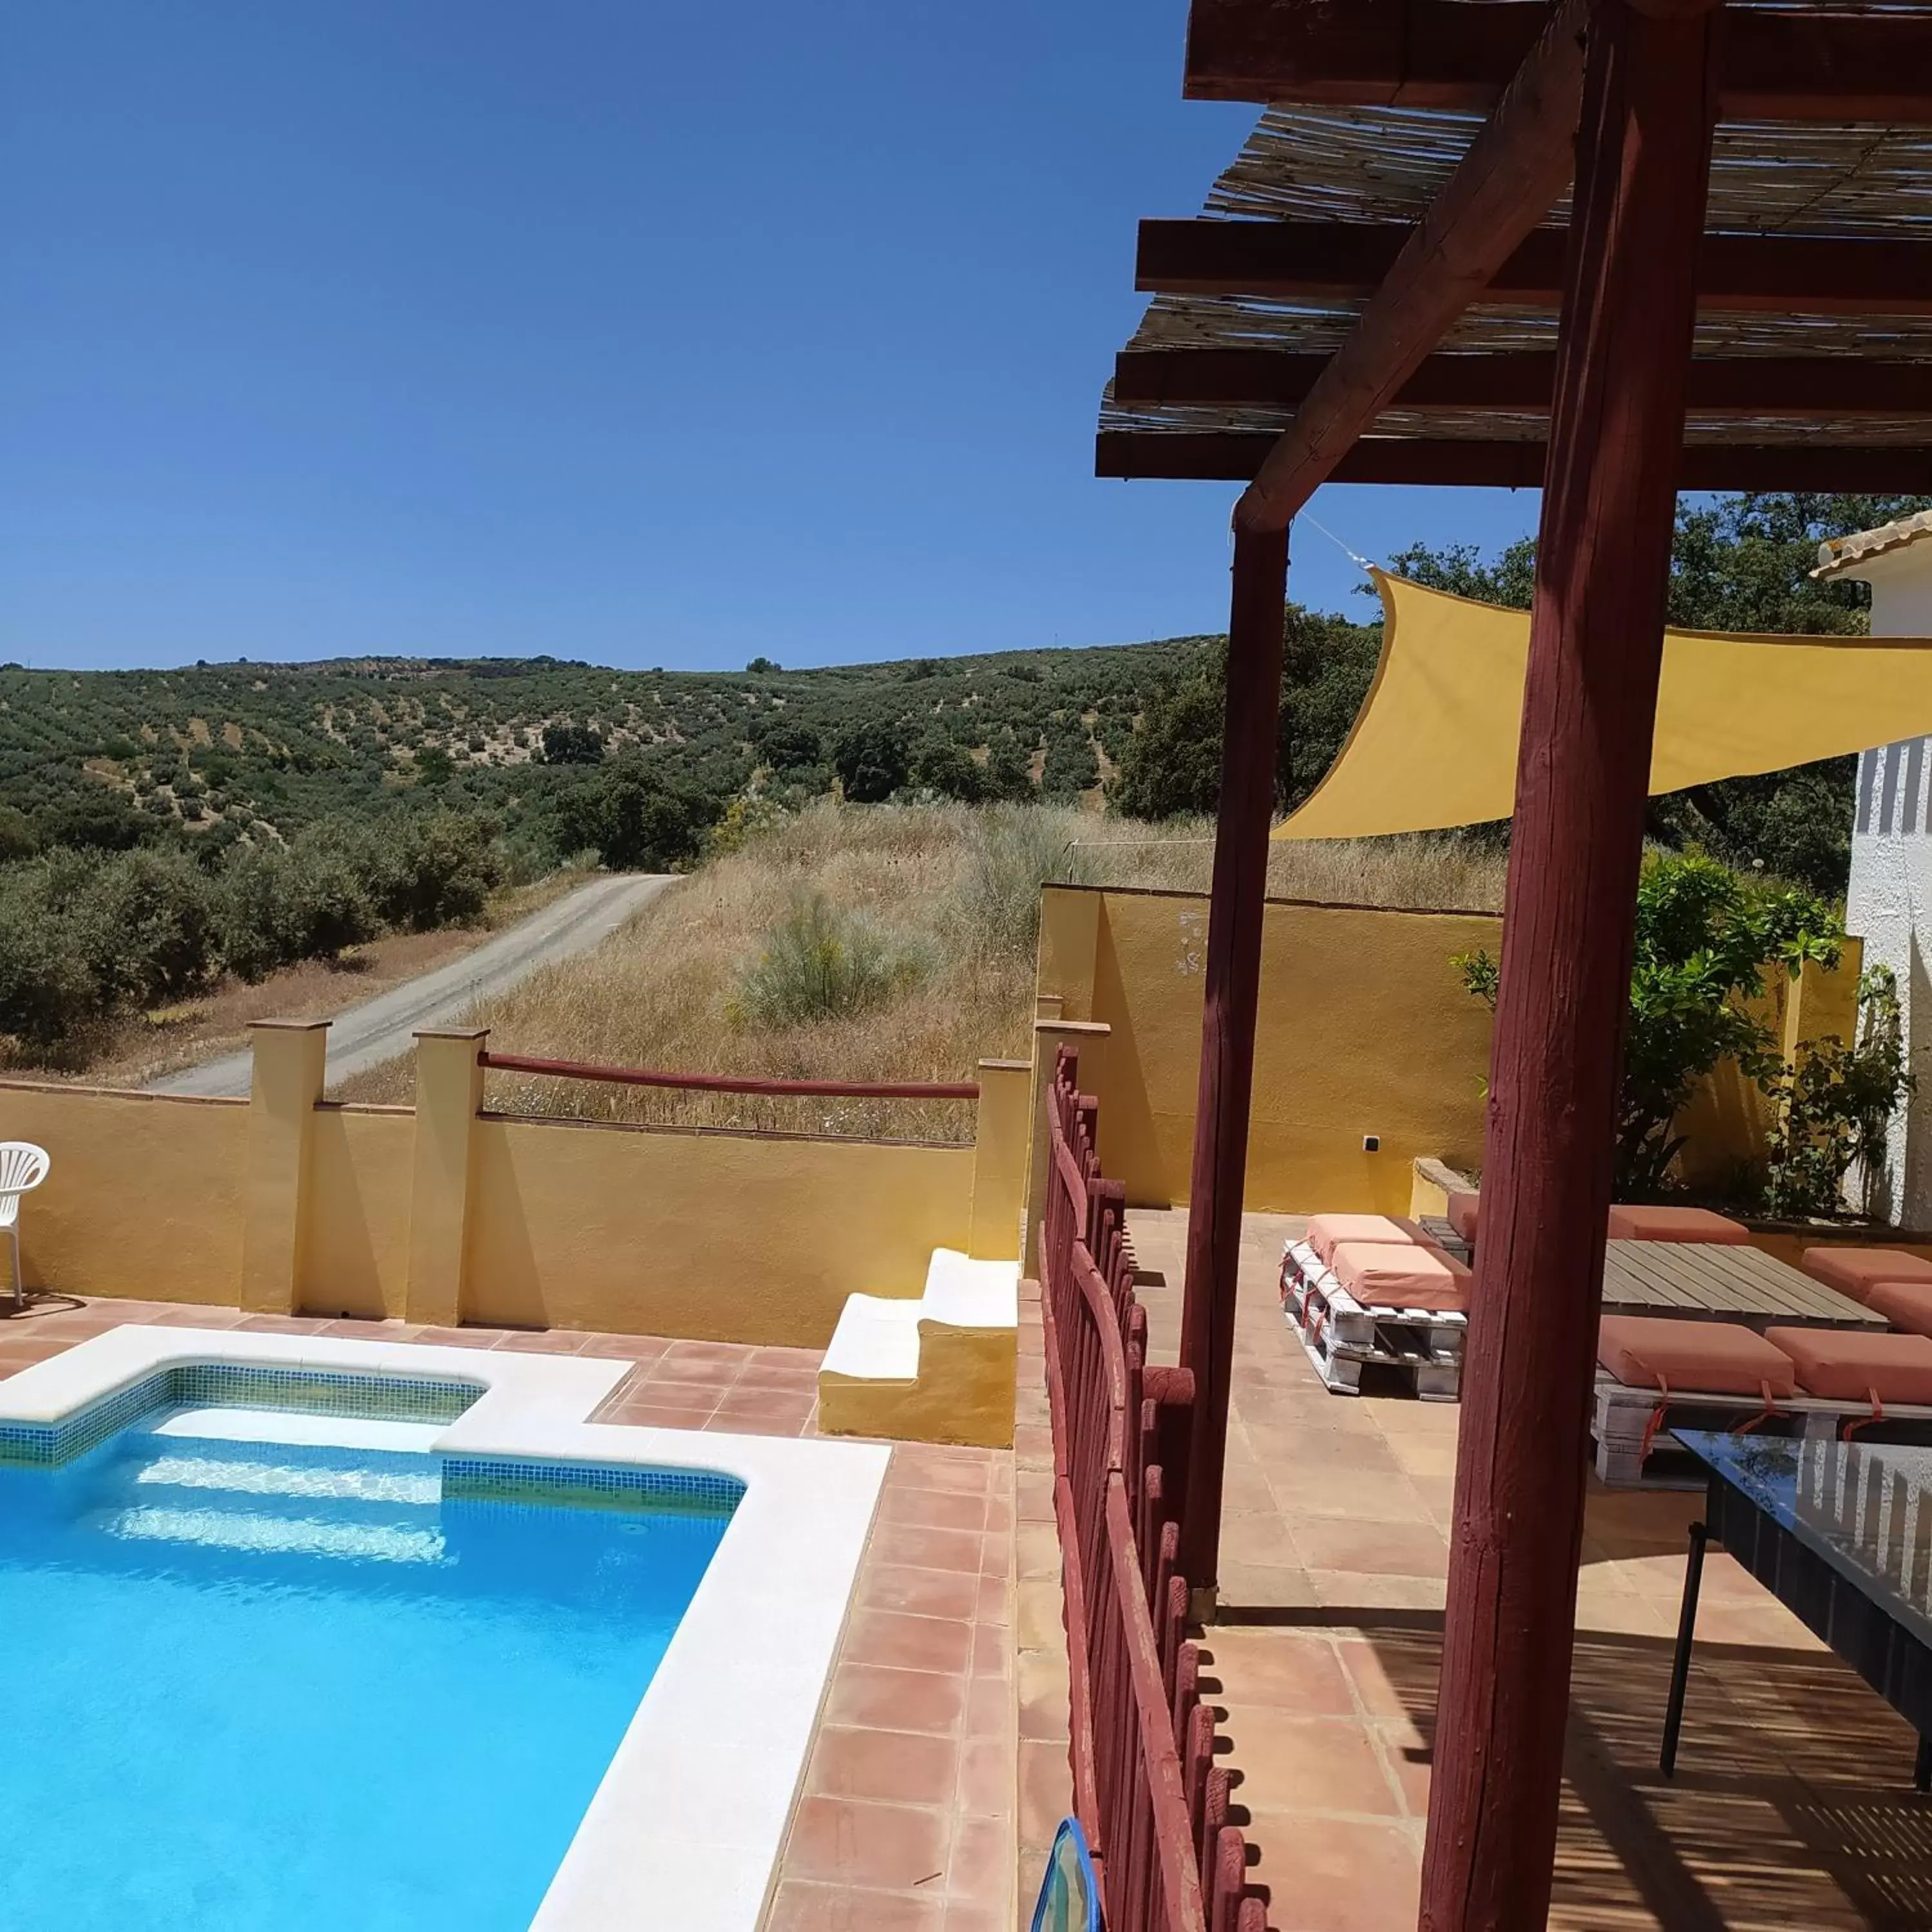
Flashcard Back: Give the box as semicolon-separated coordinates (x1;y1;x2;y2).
2;1;1543;671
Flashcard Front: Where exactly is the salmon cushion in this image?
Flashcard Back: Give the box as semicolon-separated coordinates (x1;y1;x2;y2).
1304;1213;1429;1265
1329;1240;1470;1312
1446;1192;1480;1244
1605;1205;1751;1244
1799;1246;1932;1305
1596;1314;1797;1397
1864;1280;1932;1340
1768;1326;1932;1406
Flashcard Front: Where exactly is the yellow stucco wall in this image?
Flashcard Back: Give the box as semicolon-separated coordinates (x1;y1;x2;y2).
300;1106;415;1321
0;1081;248;1302
464;1114;976;1347
1040;886;1498;1215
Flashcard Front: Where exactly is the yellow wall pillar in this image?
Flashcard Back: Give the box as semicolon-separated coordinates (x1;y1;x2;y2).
1036;886;1103;1021
968;1059;1031;1261
406;1028;487;1327
240;1020;329;1314
1024;1018;1110;1275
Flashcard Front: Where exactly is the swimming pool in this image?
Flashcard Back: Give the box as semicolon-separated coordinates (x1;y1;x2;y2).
1;1423;734;1931
0;1327;891;1932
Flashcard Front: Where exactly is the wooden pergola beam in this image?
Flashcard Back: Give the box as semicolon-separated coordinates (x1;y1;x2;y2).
1096;430;1932;493
1230;0;1590;533
1135;218;1932;316
1184;0;1932;121
1114;348;1932;415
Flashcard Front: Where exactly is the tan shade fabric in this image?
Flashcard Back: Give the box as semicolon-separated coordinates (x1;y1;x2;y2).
1277;570;1932;842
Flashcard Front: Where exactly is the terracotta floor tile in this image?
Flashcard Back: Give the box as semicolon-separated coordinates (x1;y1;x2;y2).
955;1735;1013;1819
764;1882;942;1932
1202;1630;1358;1718
880;1486;990;1534
782;1795;952;1893
1017;1737;1069;1851
1227;1709;1406;1818
963;1672;1010;1740
870;1522;989;1577
316;1317;415;1338
638;1357;741;1390
862;1564;983;1623
891;1445;995;1492
1245;1814;1422;1932
823;1665;970;1737
404;1325;504;1349
846;1609;974;1676
944;1815;1012;1911
659;1338;749;1367
486;1327;589;1353
620;1379;723;1414
572;1332;671;1361
232;1314;333;1334
605;1403;711;1432
807;1726;961;1808
1289;1515;1449;1578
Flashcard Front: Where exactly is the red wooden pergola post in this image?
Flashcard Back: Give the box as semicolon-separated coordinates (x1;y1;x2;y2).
1419;4;1721;1926
1176;521;1288;1607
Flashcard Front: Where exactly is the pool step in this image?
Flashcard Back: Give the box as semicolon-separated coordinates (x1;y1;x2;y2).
95;1503;446;1565
130;1451;441;1508
819;1247;1018;1450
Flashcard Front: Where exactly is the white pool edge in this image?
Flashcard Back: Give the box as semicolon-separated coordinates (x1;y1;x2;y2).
0;1324;891;1932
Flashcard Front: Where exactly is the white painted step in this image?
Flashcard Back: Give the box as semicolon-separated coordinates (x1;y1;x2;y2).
131;1453;440;1508
921;1249;1019;1330
93;1506;446;1565
151;1407;444;1455
821;1295;922;1383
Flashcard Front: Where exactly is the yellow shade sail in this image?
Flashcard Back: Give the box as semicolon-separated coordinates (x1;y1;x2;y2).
1277;569;1932;842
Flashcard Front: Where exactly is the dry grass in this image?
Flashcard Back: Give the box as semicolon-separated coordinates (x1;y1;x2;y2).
338;802;1506;1142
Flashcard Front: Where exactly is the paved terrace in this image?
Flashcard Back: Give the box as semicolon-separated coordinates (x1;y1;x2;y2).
0;1297;1018;1932
1114;1208;1932;1932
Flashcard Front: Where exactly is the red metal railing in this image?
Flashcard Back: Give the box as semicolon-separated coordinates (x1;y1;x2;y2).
1038;1046;1262;1932
477;1050;979;1101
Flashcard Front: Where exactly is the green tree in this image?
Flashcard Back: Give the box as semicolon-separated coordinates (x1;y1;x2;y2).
832;721;912;804
539;721;604;766
1455;851;1844;1197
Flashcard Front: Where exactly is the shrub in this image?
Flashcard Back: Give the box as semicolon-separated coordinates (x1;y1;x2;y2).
1763;965;1916;1219
539;721;603;766
957;806;1099;956
734;892;931;1027
1454;850;1844;1197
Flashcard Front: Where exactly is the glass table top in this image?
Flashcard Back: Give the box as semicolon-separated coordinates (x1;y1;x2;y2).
1678;1430;1932;1651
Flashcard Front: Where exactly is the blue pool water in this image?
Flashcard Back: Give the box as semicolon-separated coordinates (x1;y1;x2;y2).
0;1421;733;1931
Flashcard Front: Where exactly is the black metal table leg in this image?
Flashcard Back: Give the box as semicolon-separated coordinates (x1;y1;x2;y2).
1661;1519;1709;1778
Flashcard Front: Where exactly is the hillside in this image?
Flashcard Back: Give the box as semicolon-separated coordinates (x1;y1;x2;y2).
0;636;1214;855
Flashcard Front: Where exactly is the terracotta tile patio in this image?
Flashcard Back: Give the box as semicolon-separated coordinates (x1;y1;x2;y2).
1123;1207;1932;1932
0;1293;1019;1932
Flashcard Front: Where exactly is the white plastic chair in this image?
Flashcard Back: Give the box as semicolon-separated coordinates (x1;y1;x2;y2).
0;1142;50;1311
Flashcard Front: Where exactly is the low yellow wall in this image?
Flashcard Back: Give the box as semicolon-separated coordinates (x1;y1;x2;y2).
0;1083;248;1303
466;1114;974;1348
1039;886;1498;1215
301;1106;415;1321
0;1023;1016;1347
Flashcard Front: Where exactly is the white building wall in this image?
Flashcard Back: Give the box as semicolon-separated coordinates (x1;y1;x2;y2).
1843;542;1932;1227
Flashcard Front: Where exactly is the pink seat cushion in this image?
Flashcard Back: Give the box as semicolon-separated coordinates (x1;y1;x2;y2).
1768;1326;1932;1406
1799;1246;1932;1305
1865;1280;1932;1340
1596;1315;1797;1397
1605;1205;1751;1244
1304;1213;1429;1265
1446;1192;1480;1244
1329;1240;1470;1312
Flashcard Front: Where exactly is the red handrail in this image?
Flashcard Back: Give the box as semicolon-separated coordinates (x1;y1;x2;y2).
477;1050;979;1101
1037;1045;1263;1932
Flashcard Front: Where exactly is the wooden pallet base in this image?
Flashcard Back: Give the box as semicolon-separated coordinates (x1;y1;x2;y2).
1282;1241;1464;1399
1591;1375;1932;1488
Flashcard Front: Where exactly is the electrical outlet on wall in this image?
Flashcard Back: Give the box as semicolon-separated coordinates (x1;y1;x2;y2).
1362;1134;1380;1153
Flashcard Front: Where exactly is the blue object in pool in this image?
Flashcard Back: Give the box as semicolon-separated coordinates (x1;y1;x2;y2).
0;1424;733;1931
1030;1817;1101;1932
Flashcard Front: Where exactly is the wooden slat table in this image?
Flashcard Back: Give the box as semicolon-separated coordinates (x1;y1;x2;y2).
1600;1239;1884;1331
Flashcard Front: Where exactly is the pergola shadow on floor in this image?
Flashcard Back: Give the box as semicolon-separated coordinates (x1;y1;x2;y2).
1128;1209;1932;1932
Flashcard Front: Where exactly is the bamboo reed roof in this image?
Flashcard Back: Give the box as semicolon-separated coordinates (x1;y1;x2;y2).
1103;92;1932;453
